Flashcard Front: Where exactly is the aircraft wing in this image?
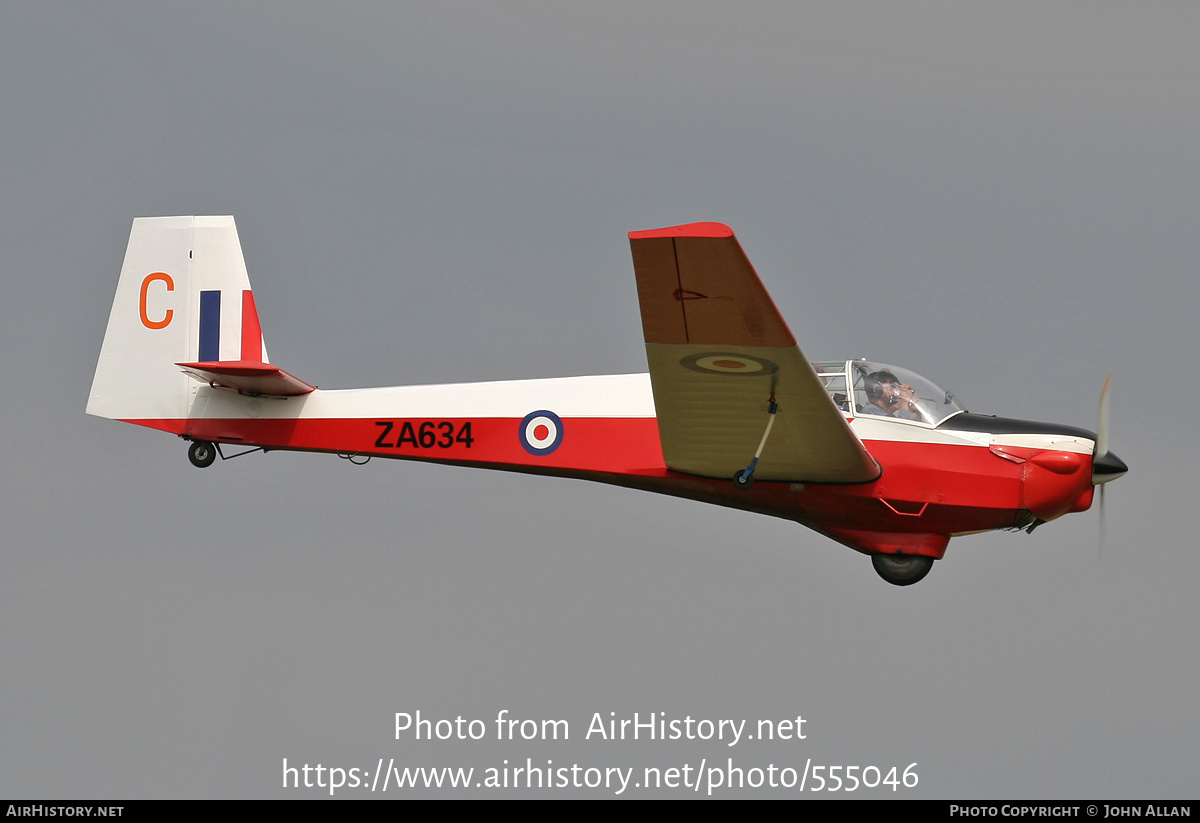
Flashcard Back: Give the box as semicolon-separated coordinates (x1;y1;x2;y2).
629;222;879;483
177;361;316;396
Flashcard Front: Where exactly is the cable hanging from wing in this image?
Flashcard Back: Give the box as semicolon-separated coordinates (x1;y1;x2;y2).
734;392;778;489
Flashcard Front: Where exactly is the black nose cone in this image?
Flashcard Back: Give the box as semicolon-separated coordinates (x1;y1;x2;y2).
1092;451;1128;484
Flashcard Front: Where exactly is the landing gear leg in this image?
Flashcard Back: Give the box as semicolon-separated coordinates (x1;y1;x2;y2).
871;553;934;586
188;440;217;468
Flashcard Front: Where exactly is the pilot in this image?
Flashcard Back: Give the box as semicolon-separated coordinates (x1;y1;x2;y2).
861;370;921;420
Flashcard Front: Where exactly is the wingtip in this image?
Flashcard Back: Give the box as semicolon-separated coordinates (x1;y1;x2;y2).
628;222;733;240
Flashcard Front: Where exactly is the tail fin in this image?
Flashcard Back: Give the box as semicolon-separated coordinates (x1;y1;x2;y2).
87;216;269;425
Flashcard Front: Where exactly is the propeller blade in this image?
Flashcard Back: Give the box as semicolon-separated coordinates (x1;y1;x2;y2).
1092;373;1123;559
1096;371;1111;458
1091;372;1127;485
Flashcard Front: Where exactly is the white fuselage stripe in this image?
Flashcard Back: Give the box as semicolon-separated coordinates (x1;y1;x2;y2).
185;370;1097;457
191;373;658;420
849;416;1095;454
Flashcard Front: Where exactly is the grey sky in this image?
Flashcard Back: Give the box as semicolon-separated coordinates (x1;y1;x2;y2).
1;2;1195;797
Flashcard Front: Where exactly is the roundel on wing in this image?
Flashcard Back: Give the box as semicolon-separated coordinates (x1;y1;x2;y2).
679;352;779;377
519;410;564;456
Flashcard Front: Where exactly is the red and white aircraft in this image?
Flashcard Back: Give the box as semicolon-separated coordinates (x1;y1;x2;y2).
88;217;1127;585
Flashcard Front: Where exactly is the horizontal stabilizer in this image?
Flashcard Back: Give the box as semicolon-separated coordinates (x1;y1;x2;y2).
177;361;315;396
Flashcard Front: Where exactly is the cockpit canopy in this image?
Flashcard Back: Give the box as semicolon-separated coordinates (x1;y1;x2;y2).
813;360;968;427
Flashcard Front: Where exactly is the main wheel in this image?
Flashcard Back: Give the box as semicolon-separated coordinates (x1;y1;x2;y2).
732;470;754;490
871;553;934;586
188;440;217;468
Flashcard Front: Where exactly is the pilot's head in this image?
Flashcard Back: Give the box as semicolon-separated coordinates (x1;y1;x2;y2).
866;370;901;403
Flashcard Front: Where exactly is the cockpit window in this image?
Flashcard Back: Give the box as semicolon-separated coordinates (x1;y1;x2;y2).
813;360;967;426
813;361;852;413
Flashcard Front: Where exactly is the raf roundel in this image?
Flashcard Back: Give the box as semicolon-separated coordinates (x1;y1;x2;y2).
680;352;779;377
519;410;564;456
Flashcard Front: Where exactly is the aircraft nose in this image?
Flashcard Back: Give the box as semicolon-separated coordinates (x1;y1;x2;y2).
1092;450;1128;485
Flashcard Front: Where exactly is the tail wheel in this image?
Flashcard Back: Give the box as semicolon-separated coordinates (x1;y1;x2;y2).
871;553;934;586
188;440;217;468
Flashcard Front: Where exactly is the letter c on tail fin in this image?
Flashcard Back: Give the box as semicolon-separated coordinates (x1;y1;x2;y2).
138;272;174;329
